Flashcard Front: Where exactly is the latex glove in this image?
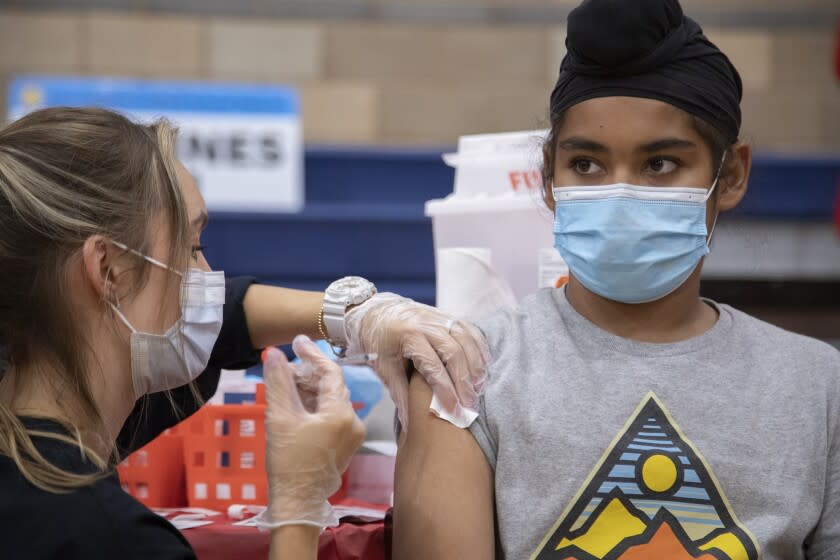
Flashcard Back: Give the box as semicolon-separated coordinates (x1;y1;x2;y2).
344;292;489;430
255;335;366;531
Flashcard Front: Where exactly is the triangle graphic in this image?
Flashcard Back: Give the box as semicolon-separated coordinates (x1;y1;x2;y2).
530;392;759;560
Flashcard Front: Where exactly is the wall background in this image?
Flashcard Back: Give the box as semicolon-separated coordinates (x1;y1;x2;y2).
1;0;838;150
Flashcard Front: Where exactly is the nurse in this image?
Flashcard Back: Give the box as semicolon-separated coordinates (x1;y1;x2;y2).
0;107;486;558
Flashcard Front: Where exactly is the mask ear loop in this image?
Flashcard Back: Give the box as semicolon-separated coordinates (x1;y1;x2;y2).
104;264;137;334
110;240;186;337
109;295;138;334
704;152;728;245
111;241;183;277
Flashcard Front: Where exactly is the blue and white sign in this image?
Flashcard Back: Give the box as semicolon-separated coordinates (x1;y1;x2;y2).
8;76;303;212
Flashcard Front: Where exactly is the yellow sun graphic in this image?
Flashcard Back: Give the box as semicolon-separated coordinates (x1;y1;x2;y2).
641;454;677;493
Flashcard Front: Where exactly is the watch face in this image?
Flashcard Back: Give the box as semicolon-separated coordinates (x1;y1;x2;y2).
336;277;364;291
328;276;375;305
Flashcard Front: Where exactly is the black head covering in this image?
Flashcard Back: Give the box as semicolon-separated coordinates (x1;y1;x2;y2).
550;0;743;143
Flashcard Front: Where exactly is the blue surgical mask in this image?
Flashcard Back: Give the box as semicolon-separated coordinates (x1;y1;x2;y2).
552;167;723;304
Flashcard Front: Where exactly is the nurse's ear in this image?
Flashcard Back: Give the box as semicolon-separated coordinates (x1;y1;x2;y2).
81;236;130;304
716;141;751;212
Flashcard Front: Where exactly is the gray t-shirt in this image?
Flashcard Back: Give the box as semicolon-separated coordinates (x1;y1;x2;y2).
470;288;840;560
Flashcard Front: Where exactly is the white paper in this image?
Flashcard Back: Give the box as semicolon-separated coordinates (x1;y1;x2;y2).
232;515;262;527
361;440;398;456
155;508;220;531
429;394;478;429
153;507;222;516
435;248;517;319
332;505;387;521
227;504;258;519
230;505;386;527
170;519;214;530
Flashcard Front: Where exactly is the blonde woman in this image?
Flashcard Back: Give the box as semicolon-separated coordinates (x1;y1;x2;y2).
0;107;486;559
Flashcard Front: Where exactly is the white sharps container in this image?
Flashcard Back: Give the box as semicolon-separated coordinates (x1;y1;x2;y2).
425;130;568;319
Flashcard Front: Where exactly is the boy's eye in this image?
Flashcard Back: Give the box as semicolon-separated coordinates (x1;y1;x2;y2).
647;157;678;174
571;158;604;175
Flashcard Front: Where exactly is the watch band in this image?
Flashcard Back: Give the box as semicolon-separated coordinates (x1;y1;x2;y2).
322;276;377;350
322;299;350;346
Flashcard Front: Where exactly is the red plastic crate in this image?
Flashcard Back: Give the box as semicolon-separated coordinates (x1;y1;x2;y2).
117;427;186;508
119;384;354;513
183;385;351;512
183;400;269;512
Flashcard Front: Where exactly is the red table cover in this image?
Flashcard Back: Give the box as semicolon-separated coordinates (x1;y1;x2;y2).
182;500;389;560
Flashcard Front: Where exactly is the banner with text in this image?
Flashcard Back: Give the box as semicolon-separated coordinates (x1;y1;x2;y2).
8;76;303;212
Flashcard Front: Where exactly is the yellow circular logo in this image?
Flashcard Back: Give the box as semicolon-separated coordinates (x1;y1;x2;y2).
641;453;678;493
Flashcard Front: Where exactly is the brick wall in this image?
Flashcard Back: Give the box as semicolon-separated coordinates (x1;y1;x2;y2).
1;8;838;149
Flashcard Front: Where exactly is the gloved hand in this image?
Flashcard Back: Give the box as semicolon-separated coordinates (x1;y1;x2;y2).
344;292;489;430
255;335;366;531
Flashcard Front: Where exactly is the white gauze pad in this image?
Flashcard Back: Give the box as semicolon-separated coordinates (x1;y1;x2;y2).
429;394;479;429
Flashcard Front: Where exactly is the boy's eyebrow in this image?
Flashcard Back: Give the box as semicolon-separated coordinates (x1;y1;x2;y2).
556;137;609;152
639;138;697;152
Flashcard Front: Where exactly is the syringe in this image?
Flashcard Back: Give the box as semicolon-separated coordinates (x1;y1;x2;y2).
334;353;378;367
291;353;379;388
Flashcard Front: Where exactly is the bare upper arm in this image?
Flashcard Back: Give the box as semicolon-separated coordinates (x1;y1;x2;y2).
393;374;495;560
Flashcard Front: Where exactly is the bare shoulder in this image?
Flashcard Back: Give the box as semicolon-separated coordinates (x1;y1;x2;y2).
393;374;496;560
398;373;478;449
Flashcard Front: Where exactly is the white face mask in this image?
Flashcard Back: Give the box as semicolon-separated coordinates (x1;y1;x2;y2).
109;242;225;399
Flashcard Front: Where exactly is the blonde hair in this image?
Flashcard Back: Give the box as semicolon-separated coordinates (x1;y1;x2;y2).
0;107;190;492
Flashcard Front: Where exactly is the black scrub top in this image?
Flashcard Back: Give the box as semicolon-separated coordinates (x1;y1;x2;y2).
0;276;261;559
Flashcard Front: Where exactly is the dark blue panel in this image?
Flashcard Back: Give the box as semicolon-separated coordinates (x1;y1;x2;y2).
204;147;454;304
733;154;840;220
302;149;840;219
204;148;840;305
304;146;455;204
203;205;433;279
202;203;438;303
